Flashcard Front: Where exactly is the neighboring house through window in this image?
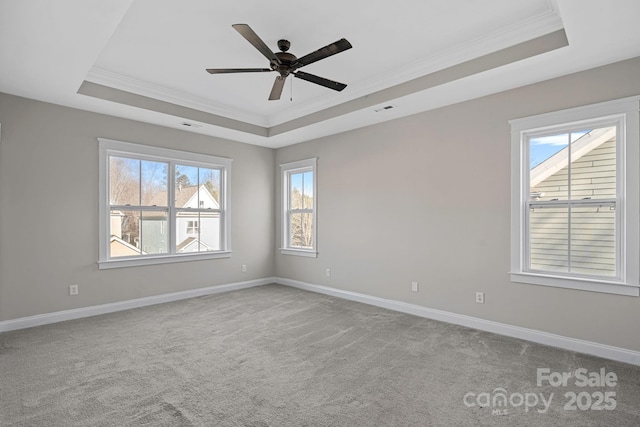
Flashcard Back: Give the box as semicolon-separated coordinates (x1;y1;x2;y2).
510;96;640;296
99;139;232;268
281;158;317;257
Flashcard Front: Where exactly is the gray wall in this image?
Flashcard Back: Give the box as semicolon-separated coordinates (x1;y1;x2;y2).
0;94;275;321
2;56;640;353
275;57;640;352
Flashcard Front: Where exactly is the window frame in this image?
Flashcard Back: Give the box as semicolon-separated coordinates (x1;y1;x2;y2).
98;138;232;269
280;158;318;257
510;96;640;296
526;120;620;279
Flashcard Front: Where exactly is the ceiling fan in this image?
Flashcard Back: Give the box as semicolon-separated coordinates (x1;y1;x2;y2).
206;24;352;100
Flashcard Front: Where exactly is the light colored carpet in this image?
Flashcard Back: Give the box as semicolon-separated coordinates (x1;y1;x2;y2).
1;284;639;426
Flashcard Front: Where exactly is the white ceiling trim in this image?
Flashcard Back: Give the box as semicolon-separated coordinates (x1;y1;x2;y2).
269;4;564;126
85;67;268;126
4;0;640;150
84;2;563;130
79;27;569;149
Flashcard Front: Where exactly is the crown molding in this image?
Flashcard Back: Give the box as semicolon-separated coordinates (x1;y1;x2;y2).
84;5;563;132
85;67;269;127
269;6;564;125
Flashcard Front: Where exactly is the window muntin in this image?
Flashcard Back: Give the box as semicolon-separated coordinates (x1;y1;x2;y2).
510;96;640;296
526;125;618;278
99;139;231;268
281;158;317;257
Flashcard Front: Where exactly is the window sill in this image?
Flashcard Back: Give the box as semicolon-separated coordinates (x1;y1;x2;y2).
98;251;232;269
280;248;318;258
510;272;639;296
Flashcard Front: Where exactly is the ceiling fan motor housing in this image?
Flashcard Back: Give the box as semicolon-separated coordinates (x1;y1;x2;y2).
272;40;296;76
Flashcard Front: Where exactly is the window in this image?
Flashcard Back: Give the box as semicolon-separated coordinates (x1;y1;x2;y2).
510;96;639;296
186;221;199;234
281;158;317;257
99;139;232;268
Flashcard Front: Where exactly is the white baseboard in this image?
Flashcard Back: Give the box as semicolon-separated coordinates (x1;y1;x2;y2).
275;277;640;366
0;277;275;333
3;276;639;366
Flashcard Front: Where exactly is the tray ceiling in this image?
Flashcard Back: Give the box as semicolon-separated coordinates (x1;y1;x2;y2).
2;0;640;148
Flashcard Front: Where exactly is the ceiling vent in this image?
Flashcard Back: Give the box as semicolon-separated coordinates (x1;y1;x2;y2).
181;122;203;128
374;105;395;112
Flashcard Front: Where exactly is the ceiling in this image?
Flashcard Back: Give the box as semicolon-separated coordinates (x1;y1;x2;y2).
2;0;640;148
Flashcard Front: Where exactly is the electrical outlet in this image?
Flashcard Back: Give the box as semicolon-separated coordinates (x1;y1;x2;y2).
326;268;331;277
241;264;247;272
475;292;485;304
69;285;78;296
411;281;419;292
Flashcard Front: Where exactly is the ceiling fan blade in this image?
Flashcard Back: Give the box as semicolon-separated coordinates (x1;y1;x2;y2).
294;71;347;91
269;76;286;100
292;38;352;69
206;68;272;74
232;23;280;65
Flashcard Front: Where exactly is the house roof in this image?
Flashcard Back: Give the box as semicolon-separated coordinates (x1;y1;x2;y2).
176;237;215;252
109;235;146;257
530;127;616;188
146;184;218;209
